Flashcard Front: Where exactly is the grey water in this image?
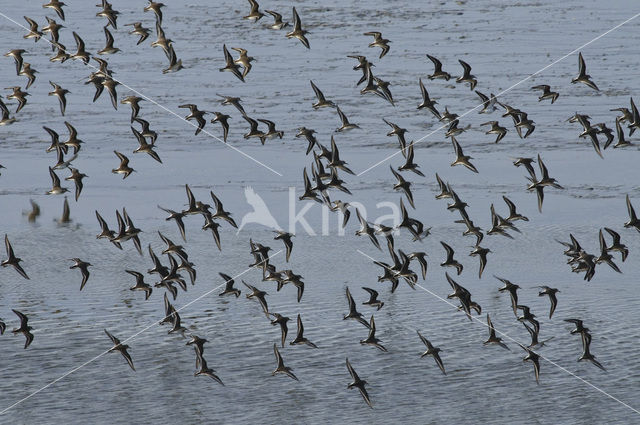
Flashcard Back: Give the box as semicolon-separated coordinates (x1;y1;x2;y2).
0;0;640;423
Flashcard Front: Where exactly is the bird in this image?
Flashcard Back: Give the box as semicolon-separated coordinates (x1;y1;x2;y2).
487;204;514;239
440;241;463;275
614;117;632;148
417;78;440;119
6;86;29;113
43;0;66;21
24;199;40;223
272;344;298;381
450;136;478;173
362;287;384;310
218;272;240;298
290;314;317;348
210;191;238;228
496;275;520;315
265;9;288;30
104;329;135;371
95;0;115;26
217;93;246;115
179;104;208;135
355;208;381;250
125;22;150;45
456;60;477;90
98;26;120;55
516;305;540;335
286;7;310;49
243;280;269;316
595;123;615;150
603;227;629;262
531;85;559;104
46;166;69;195
157;231;187;259
23;16;42;41
360;315;387;352
0;98;16;125
12;309;34;349
243;0;264;21
56;196;72;225
475;91;497;113
481;121;507;143
624;194;640;232
112;151;134;179
127;270;152;300
390;166;415;208
520;345;541;384
417;331;446;375
296;127;318;155
310;80;335;109
219;44;244;82
151;21;173;56
69;258;91;290
335;106;360;132
70;32;90;64
5;49;26;75
484;314;509;350
42;17;64;46
257;118;284;144
230;47;254;78
63;121;84;153
503;196;528;222
513;157;537;180
538;286;559;319
273;231;293;262
469;245;491;278
19;62;37;89
242;115;265;141
121;96;144;123
102;77;119;110
527;154;563;212
95;211;121;249
398;141;424;176
408;251;429;280
48;81;70;116
571;52;599;91
383;118;408;153
426;54;451;81
144;1;165;24
194;355;224;385
269;313;290;347
211;112;231;143
131;127;162;163
157;206;186;241
50;42;69;63
577;331;606;371
327;136;355;174
595;229;622;273
363;31;390;58
344;286;371;328
186;334;207;368
346;358;372;408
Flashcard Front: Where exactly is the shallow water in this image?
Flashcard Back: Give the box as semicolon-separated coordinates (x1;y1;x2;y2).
0;0;639;423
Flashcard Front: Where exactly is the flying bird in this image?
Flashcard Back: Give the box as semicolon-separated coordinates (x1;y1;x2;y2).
2;234;29;279
104;329;135;371
346;358;372;408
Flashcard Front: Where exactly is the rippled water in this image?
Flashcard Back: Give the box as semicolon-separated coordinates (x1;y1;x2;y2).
0;0;640;423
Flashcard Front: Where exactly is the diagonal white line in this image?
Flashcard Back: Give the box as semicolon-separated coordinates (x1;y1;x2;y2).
356;249;640;416
0;249;282;415
357;12;640;176
0;11;283;177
